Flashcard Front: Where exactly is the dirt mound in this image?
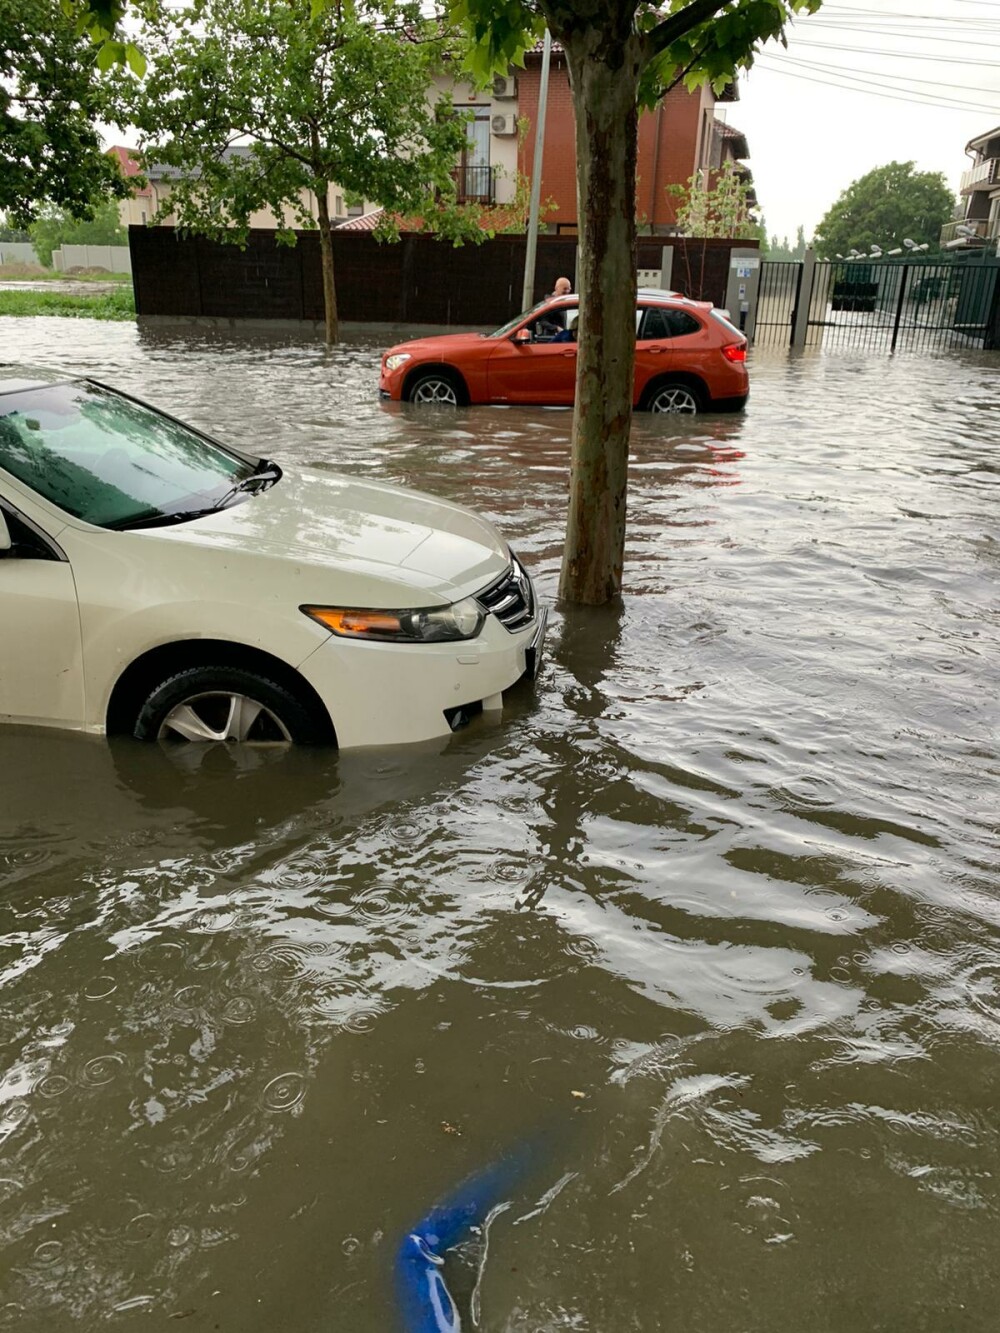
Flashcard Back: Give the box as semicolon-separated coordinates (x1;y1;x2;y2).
0;262;49;279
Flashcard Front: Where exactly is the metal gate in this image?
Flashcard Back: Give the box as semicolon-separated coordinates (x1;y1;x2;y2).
754;259;802;347
756;254;1000;353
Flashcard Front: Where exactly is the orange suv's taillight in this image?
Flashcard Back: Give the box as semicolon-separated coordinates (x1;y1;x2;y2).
721;344;746;363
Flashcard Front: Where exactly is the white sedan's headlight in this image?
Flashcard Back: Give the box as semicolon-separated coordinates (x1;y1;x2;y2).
302;596;485;644
384;353;412;372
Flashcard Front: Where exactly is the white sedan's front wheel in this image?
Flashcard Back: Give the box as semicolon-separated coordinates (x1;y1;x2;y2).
134;666;322;745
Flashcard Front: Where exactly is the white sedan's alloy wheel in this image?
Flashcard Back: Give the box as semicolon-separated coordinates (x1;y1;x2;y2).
158;691;293;744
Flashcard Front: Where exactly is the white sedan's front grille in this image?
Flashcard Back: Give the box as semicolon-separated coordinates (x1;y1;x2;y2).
476;556;535;632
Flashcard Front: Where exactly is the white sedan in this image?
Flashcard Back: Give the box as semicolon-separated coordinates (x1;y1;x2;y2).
0;372;546;749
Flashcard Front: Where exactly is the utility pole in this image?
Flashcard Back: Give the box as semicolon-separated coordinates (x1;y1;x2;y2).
521;27;552;313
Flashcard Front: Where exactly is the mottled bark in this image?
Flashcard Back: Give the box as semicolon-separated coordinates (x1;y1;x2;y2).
556;28;641;605
316;183;339;345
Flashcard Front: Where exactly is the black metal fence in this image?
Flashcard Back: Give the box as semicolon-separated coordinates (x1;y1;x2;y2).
757;253;1000;353
808;258;1000;352
754;259;801;346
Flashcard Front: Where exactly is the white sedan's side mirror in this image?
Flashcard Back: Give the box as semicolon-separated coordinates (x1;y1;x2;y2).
0;511;10;553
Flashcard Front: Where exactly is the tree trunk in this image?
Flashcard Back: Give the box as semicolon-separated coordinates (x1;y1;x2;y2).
557;29;641;605
316;183;339;345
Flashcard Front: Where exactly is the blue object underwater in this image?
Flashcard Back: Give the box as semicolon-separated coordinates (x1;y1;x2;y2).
395;1147;536;1332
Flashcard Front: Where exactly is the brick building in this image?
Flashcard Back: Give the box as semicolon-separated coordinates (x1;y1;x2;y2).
514;44;750;234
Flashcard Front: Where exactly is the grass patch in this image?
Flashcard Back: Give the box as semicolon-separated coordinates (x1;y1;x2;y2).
0;287;136;321
0;263;131;283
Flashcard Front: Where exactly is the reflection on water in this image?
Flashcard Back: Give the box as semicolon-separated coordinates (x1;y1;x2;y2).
0;320;998;1330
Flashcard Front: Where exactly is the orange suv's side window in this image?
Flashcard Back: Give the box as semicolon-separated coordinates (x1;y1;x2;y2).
639;308;702;340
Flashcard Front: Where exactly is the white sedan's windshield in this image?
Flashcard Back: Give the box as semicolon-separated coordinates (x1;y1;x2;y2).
0;382;253;528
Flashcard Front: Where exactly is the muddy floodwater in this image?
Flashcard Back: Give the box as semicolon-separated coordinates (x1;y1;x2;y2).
1;319;998;1331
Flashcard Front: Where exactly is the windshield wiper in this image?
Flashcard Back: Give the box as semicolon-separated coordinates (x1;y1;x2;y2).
210;460;282;511
107;461;282;531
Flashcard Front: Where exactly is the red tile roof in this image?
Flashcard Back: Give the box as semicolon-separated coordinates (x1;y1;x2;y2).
336;208;386;231
106;145;152;195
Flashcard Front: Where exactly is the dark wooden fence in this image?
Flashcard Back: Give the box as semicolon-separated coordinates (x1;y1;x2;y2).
129;227;755;326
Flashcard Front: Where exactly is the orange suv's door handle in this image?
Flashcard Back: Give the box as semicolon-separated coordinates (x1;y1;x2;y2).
561;350;575;357
646;345;666;354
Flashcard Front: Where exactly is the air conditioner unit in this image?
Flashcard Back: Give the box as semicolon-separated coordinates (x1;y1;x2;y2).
491;113;517;136
492;74;518;99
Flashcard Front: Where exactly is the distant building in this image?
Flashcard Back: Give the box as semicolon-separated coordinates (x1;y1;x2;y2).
111;60;752;239
941;126;1000;249
109;145;382;231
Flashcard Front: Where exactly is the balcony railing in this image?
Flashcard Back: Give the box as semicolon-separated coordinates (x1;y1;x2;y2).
939;218;998;245
452;165;496;204
960;158;1000;193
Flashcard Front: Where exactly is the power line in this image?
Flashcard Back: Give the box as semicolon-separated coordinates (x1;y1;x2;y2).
788;33;1000;54
808;11;1000;23
754;56;1000;112
772;51;1000;96
779;37;1000;63
820;2;1000;14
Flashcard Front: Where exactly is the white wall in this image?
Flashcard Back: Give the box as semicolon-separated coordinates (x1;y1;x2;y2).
429;74;521;206
52;245;132;274
0;242;42;266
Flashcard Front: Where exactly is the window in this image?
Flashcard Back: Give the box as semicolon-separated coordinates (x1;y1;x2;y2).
639;308;702;340
453;106;493;203
0;505;59;561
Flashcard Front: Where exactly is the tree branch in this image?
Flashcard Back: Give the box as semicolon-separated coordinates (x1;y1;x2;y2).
646;0;734;57
661;40;711;94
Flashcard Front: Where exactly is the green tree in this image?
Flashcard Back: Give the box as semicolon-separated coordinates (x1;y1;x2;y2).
29;200;126;267
766;223;807;262
452;0;822;604
814;161;954;259
0;0;129;227
669;160;762;300
115;0;474;344
669;160;762;239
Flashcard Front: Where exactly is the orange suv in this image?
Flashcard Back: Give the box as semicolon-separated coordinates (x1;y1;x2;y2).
379;289;748;414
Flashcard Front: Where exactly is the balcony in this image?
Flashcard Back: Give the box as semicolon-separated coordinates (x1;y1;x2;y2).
960;157;1000;194
452;165;496;204
939;218;998;246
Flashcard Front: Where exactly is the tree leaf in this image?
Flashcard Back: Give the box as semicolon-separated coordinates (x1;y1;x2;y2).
125;41;146;77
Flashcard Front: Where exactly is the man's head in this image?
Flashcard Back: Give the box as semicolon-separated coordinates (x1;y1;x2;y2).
553;276;572;296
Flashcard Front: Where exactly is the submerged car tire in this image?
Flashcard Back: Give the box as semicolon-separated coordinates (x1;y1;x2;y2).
644;379;704;415
133;666;323;745
407;371;461;406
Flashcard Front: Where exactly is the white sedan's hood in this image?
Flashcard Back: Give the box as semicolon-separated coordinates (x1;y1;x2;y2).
146;463;510;602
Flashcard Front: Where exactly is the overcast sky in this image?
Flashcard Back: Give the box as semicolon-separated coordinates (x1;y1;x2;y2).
731;0;999;241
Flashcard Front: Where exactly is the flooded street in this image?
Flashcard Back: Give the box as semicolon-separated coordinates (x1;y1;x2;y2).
1;318;998;1331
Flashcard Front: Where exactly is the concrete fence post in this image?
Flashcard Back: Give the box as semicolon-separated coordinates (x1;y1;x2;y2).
659;246;673;292
791;248;816;350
